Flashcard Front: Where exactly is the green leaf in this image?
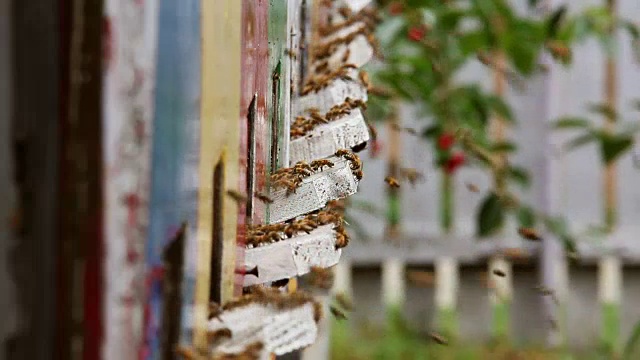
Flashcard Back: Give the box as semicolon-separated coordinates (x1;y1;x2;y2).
554;117;591;129
517;206;537;228
421;125;440;139
623;319;640;360
485;95;515;123
507;166;531;188
477;192;505;238
598;132;634;165
546;6;568;39
491;141;517;153
564;132;597;152
588;102;618;121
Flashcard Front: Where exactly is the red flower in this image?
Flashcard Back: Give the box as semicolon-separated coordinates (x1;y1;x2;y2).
388;2;403;15
407;26;426;42
437;133;455;151
370;139;383;158
444;152;465;174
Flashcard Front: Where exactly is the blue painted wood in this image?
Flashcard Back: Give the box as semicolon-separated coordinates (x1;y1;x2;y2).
143;0;201;358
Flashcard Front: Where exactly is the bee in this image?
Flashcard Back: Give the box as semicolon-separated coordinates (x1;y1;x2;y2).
492;269;506;277
206;328;232;343
334;292;354;311
518;227;542;241
208;302;223;320
334;230;350;249
384;176;401;188
226;190;248;203
285;48;297;60
400;168;425;186
429;332;448;345
358;70;371;90
366;121;378;141
338;6;352;18
407;270;435;287
254;191;273;204
546;40;572;62
535;285;559;305
335;148;351;157
341;48;351;63
330;305;348;320
466;182;480;193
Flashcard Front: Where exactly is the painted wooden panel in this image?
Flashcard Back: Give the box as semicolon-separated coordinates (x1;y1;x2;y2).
102;0;159;359
236;0;271;296
142;1;201;358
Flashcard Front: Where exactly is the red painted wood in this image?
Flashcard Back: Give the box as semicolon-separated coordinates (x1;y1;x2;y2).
236;0;270;295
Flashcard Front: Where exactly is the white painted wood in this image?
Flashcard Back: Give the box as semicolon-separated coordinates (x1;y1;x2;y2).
435;257;458;309
332;260;353;297
598;255;622;304
320;21;368;45
242;225;342;286
338;0;372;13
293;79;368;117
324;36;374;69
289;109;370;164
301;295;331;360
382;258;405;307
208;302;319;356
489;257;512;303
268;156;360;224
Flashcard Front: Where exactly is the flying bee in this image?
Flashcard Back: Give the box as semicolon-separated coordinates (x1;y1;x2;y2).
407;270;435;287
206;328;232;343
535;285;559;305
429;332;448;345
334;292;354;311
492;269;506;277
400;168;425;186
358;70;371;90
384;176;401;188
466;182;480;193
254;191;273;204
518;227;542;241
330;305;348;320
226;189;248;203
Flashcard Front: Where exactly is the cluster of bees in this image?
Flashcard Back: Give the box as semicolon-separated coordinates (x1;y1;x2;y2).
305;266;335;290
270;159;335;195
301;63;362;95
245;208;349;250
335;148;363;181
291;97;367;139
315;4;381;57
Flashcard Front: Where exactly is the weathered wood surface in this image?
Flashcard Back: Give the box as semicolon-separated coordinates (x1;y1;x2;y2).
142;0;202;357
289;109;369;164
293;79;368;117
268;157;360;224
243;225;342;286
206;302;319;356
102;0;159;358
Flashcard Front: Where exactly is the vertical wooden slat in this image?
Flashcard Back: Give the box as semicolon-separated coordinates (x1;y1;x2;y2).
434;257;459;336
599;0;622;352
382;258;405;313
143;0;202;357
489;51;512;341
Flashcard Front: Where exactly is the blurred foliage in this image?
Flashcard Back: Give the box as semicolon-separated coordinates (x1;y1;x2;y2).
361;0;639;246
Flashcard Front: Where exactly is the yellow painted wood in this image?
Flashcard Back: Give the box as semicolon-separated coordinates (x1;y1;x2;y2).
192;0;243;350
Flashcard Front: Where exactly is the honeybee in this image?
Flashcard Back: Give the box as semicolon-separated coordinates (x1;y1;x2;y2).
366;121;378;141
546;40;572;62
400;168;425;186
335;149;351;157
338;6;352;18
492;269;506;277
535;285;559;305
429;332;448;345
285;48;297;60
466;182;480;193
334;292;354;311
384;176;400;188
206;328;232;343
341;48;351;63
407;270;435;287
358;70;371;90
226;190;248;203
330;305;348;320
254;191;273;204
518;227;542;241
208;302;223;320
335;230;349;249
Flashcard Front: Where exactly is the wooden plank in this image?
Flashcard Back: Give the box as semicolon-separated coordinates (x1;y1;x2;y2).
56;0;104;358
292;78;368;117
267;156;360;224
101;0;159;358
242;224;342;286
289;109;370;164
142;0;202;358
